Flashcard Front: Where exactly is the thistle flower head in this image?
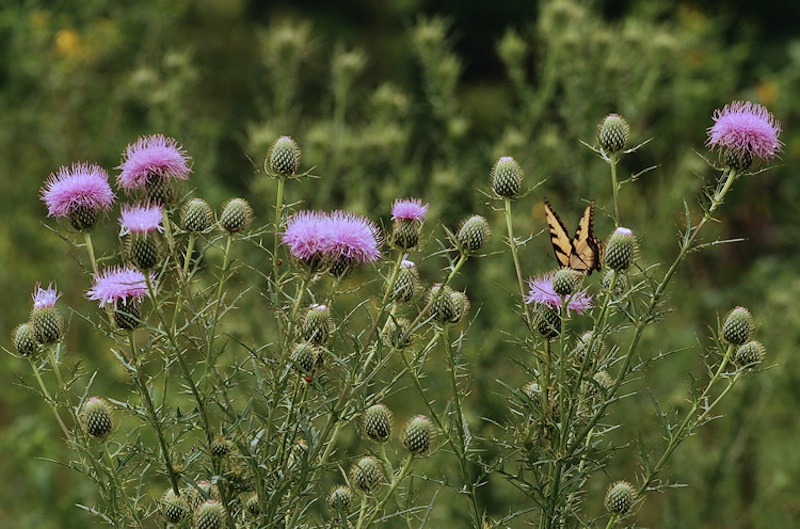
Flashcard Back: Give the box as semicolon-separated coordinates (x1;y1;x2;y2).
41;163;115;229
391;198;429;221
219;197;254;233
32;282;61;309
363;403;393;443
119;203;163;236
30;283;64;344
328;485;353;511
526;273;592;314
117;134;192;191
402;415;435;455
604;227;637;271
707;101;782;169
456;214;490;254
326;211;382;264
86;266;152;308
283;210;331;263
350;456;383;494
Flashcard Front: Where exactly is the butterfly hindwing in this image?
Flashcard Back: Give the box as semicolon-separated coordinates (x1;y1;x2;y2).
543;198;602;275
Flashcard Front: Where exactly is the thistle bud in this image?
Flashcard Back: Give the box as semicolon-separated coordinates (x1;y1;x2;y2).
552;269;579;296
30;284;64;345
456;215;490;254
160;488;190;524
245;493;260;515
267;135;302;177
380;316;413;349
490;156;524;198
328;485;353;511
389;260;420;303
290;341;320;376
351;456;382;494
301;304;333;345
126;234;162;270
722;148;754;172
604;227;636;272
722;306;754;345
210;436;233;458
601;269;628;295
605;480;635;515
589;370;614;397
80;397;113;438
402;415;434;455
181;198;214;233
219;198;253;233
448;290;470;324
429;284;456;323
187;481;219;511
597;114;631;153
572;330;605;366
194;500;225;529
534;305;561;339
113;298;142;330
734;340;765;368
12;323;38;356
145;173;176;205
363;403;393;443
69;204;100;231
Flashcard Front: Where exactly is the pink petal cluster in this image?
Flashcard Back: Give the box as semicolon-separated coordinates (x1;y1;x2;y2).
40;163;115;217
32;282;61;309
283;210;382;265
119;203;164;236
391;198;429;221
526;273;592;314
117;134;192;191
86;266;153;308
706;101;782;162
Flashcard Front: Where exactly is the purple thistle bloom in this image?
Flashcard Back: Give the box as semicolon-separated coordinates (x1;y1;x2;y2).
40;162;115;218
392;198;429;222
526;273;592;314
117;134;192;191
283;210;332;262
119;203;164;236
32;282;61;309
401;258;416;269
707;101;782;162
325;210;382;264
86;266;153;308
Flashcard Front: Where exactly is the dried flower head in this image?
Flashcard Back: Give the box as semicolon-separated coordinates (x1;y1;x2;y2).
117;134;192;191
707;101;782;169
526;273;592;314
41;163;115;230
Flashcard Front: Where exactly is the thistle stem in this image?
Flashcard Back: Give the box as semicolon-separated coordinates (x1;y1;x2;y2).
503;197;533;327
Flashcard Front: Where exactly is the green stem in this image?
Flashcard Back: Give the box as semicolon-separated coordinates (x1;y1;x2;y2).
83;232;99;276
503;197;533;328
273;175;286;288
182;232;196;278
102;440;144;528
609;152;621;227
357;454;415;529
29;357;70;438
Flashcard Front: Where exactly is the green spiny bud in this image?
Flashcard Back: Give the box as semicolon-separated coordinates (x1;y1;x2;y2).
490;156;524;197
380;316;413;349
604;227;636;272
456;215;490;254
80;397;113;438
210;436;233;458
328;485;353;511
12;323;38;356
68;203;100;231
572;330;606;366
181;198;214;233
391;219;421;250
722;306;754;345
722;147;754;171
113;298;142;330
194;500;225;529
735;340;765;368
390;260;420;303
605;480;635;515
219;198;253;233
534;305;561;339
160;488;190;524
448;290;470;324
552;269;579;296
351;456;382;494
187;481;219;511
126;234;161;270
363;403;393;443
31;307;64;345
145;173;176;205
601;269;628;295
403;415;434;455
267;136;302;177
429;284;457;323
597;113;631;153
301;304;333;345
290;341;319;376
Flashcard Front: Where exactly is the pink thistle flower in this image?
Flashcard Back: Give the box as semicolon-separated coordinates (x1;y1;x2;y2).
119;203;164;236
706;101;782;163
116;134;192;191
283;211;332;262
40;162;115;218
392;198;429;222
32;282;61;309
526;273;592;314
325;210;382;264
86;266;153;308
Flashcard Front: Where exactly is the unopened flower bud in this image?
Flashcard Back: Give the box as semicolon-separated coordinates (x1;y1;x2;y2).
448;290;470;324
572;330;606;366
113;298;143;330
126;234;162;270
267;136;302;177
735;340;765;368
210;436;233;458
390;260;420;303
219;198;253;233
80;397;113;438
351;456;382;494
552;269;579;296
722;306;753;345
194;500;225;529
12;323;38;356
381;316;413;349
598;114;631;153
301;304;333;345
456;215;490;254
328;485;353;511
604;227;636;271
605;480;635;515
160;488;189;524
363;404;393;443
181;198;214;233
290;341;320;376
534;305;561;339
491;156;524;198
403;415;434;455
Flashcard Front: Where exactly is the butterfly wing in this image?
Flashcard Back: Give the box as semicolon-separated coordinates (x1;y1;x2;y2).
544;198;574;269
570;202;602;275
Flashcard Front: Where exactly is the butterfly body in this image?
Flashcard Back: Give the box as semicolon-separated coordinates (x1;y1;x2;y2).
543;198;602;275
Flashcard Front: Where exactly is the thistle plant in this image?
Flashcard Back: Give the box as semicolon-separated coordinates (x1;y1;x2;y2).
5;97;781;529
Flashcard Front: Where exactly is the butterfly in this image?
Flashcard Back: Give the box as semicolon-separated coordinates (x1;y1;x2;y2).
543;198;602;275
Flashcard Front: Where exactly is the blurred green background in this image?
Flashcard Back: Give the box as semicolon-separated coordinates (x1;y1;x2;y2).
2;0;799;527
